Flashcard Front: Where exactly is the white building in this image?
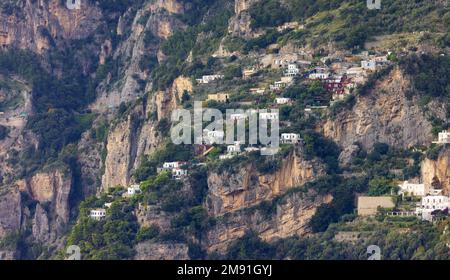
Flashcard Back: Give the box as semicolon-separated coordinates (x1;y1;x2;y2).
435;130;450;144
277;21;304;32
309;72;330;80
90;209;106;220
219;142;242;160
284;64;300;77
227;141;241;154
260;112;279;120
270;81;287;91
398;181;426;197
196;75;224;84
203;129;225;144
104;203;113;208
275;98;292;105
172;168;188;180
346;67;365;77
127;184;142;196
244;147;260;153
163;161;185;169
416;195;450;221
249;88;266;95
219;153;235;160
281;133;301;144
361;60;376;71
270;76;293;90
230;113;248;121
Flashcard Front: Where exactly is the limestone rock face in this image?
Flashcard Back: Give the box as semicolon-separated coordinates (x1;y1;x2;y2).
228;0;261;38
206;150;325;216
149;0;185;14
171;76;193;100
0;167;72;249
206;190;332;254
0;188;22;239
0;0;102;53
339;144;360;168
32;203;50;242
27;170;73;241
77;129;104;197
100;71;186;191
235;0;259;15
134;242;189;260
322;67;436;150
421;147;450;194
102;115;139;190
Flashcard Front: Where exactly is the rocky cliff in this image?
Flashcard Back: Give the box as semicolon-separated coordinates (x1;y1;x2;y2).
206;149;325;216
0;0;102;53
21;169;72;243
206;189;332;254
0;168;72;257
421;146;450;195
100;80;182;190
228;0;260;38
322;67;440;151
91;0;184;113
0;187;22;240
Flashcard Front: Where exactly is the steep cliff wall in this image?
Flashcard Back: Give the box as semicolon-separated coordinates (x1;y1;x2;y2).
0;167;72;254
228;0;260;38
101;70;187;190
206;190;332;254
322;67;436;150
0;187;22;239
421;146;450;194
0;0;102;53
101;115;139;190
91;0;184;113
0;77;34;186
25;169;73;242
206;150;325;216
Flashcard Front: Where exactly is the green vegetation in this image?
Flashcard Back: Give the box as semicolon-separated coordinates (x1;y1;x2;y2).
308;176;365;232
225;231;276;260
303;130;340;174
66;197;139;260
151;0;233;90
400;54;450;99
248;0;448;49
222;218;449;260
368;176;397;196
140;172;187;212
0;48;102;170
136;225;160;242
134;142;193;182
350;142;423;180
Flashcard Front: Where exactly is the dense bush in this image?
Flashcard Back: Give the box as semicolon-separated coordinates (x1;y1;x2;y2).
136;225;160;242
134;143;193;182
302;130;341;173
0;48;100;163
302;175;368;232
0;125;8;140
66;198;139;260
368;177;397;196
249;0;292;29
226;231;276;260
400;54;450;99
